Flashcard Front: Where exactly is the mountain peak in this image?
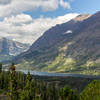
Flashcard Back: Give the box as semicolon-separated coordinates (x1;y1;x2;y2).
73;14;92;21
0;37;30;62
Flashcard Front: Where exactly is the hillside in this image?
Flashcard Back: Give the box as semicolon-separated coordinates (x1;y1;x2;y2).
13;11;100;75
0;37;29;62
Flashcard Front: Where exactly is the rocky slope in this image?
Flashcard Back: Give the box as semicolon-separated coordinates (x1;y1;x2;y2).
0;37;29;62
14;11;100;75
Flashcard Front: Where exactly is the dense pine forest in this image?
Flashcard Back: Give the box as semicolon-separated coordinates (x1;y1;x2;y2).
0;63;100;100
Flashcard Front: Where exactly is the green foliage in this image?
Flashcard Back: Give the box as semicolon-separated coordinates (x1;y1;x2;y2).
8;64;19;100
0;71;9;90
59;85;79;100
20;72;35;100
16;54;100;75
80;80;100;100
0;63;100;100
47;83;58;100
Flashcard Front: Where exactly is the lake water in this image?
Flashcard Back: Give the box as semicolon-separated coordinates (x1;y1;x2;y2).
16;69;100;78
3;69;100;78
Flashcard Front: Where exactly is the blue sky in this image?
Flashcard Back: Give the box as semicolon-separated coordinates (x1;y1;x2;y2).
0;0;99;44
24;0;100;18
71;0;100;14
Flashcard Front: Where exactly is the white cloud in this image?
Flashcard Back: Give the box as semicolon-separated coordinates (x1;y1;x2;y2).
4;14;32;25
0;0;72;18
0;13;78;44
60;0;71;9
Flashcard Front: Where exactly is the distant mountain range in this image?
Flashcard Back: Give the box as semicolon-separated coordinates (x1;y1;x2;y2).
12;11;100;75
0;37;29;62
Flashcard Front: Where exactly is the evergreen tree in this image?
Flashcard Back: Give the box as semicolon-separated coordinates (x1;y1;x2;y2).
0;63;2;73
40;82;48;100
8;63;19;100
20;72;35;100
59;85;79;100
47;84;58;100
80;80;100;100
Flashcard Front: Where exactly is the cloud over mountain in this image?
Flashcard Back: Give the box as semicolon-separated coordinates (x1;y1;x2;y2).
0;13;78;44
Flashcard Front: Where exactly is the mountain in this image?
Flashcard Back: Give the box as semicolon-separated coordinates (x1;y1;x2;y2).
14;11;100;75
0;37;29;62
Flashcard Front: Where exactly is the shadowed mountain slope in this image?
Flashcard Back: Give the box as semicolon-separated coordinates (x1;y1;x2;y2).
13;12;100;75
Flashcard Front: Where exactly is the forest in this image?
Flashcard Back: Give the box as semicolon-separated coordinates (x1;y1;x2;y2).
0;63;100;100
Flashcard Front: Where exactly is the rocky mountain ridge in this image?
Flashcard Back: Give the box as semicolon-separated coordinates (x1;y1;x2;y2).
0;37;29;62
13;11;100;75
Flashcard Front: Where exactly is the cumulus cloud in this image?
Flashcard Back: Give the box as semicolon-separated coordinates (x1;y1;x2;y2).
60;0;71;9
4;14;32;25
0;0;72;18
0;13;78;44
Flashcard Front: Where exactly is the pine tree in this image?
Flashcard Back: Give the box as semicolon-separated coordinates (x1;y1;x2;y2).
80;80;100;100
59;85;79;100
20;72;35;100
47;84;58;100
8;63;19;100
40;82;48;100
0;63;2;73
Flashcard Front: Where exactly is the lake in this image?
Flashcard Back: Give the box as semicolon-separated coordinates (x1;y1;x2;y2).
3;69;100;78
16;69;100;78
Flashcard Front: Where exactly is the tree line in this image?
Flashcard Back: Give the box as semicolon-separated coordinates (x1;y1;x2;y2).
0;63;100;100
